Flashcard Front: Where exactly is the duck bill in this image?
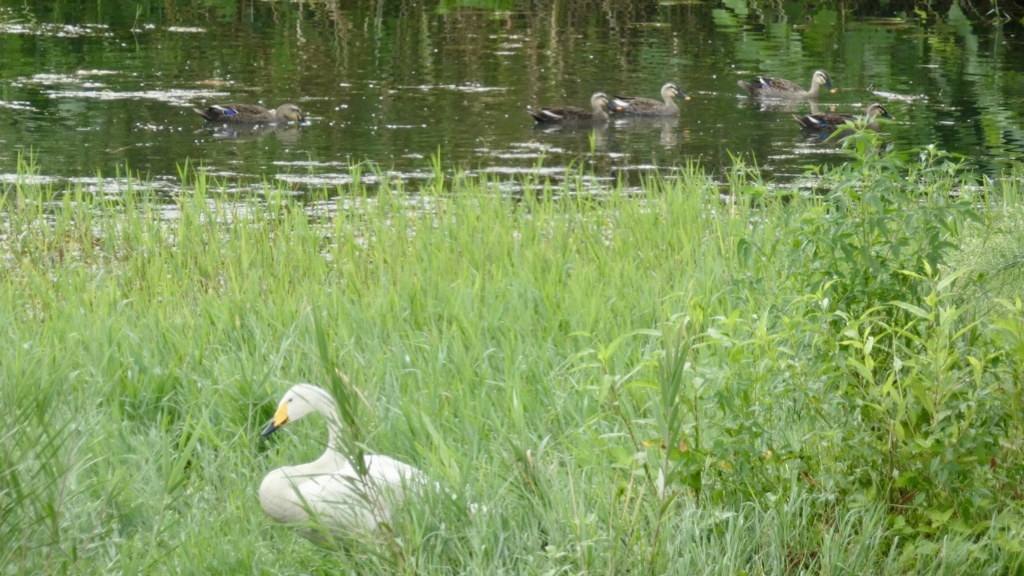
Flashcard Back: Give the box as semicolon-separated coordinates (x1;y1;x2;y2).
829;88;838;94
261;402;290;437
680;94;692;101
261;420;280;437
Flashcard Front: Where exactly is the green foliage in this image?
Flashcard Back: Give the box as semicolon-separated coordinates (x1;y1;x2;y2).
778;133;1011;535
793;135;978;321
948;172;1024;306
2;150;1024;573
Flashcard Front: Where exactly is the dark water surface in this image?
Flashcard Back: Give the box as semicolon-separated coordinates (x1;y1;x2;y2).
1;0;1023;194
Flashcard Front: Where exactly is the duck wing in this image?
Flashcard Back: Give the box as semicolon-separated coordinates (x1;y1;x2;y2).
609;96;660;113
193;104;273;123
757;76;804;92
793;112;855;130
284;455;425;533
529;105;592;123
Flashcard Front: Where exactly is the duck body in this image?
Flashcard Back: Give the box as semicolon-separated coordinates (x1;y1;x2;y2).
738;70;836;100
610;82;690;117
529;92;611;124
259;384;426;540
793;102;893;133
259;452;424;537
193;103;304;124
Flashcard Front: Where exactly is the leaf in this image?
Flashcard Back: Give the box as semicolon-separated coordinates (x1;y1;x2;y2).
890;300;931;319
925;508;954;526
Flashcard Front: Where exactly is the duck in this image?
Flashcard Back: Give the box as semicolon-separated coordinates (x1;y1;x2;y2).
528;92;611;123
259;384;428;541
792;102;894;133
193;103;304;124
737;69;836;100
609;82;690;116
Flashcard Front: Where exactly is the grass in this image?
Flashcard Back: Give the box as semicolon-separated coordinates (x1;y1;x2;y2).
3;138;1024;574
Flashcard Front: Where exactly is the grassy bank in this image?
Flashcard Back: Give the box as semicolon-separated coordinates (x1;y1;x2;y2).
3;142;1024;574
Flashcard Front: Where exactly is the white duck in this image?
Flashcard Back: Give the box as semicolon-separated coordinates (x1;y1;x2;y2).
259;383;426;540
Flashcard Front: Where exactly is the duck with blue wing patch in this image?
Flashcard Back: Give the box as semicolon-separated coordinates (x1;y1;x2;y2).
193;103;304;124
793;102;893;134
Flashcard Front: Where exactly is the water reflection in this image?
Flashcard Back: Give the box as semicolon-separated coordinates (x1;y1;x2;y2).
611;118;683;149
738;99;827;114
0;0;1021;195
198;125;304;143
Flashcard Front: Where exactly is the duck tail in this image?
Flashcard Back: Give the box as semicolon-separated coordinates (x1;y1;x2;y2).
792;114;822;129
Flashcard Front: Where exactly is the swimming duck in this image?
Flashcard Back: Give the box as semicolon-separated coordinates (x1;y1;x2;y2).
193;103;304;124
737;70;836;100
792;102;894;133
610;82;690;116
528;92;611;123
259;384;427;541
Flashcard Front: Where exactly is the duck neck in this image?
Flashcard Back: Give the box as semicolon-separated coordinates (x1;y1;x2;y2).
315;399;346;456
327;422;346;458
662;97;679;112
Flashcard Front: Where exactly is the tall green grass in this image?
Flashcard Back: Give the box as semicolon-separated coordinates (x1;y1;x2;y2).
3;140;1024;574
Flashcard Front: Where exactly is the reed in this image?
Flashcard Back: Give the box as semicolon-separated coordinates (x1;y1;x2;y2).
2;143;1024;574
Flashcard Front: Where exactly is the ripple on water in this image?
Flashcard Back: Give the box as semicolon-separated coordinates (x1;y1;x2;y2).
0;173;180;196
165;26;207;33
274;170;437;188
13;73;108;88
401;84;508;93
0;101;35;111
46;89;232;107
131;24;207;34
12;70;232;106
0;22;110;37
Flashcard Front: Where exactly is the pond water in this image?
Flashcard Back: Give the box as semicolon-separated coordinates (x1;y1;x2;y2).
1;0;1023;195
